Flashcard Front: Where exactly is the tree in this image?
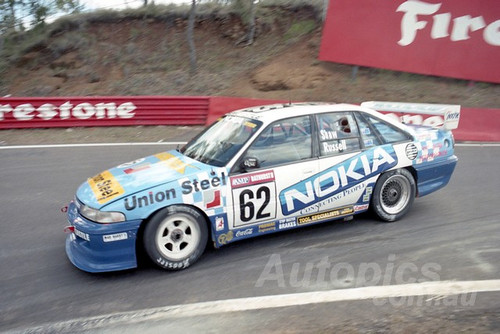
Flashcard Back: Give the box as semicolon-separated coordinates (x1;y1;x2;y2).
29;0;82;26
0;0;22;34
187;0;197;75
0;0;82;33
234;0;257;46
245;0;256;45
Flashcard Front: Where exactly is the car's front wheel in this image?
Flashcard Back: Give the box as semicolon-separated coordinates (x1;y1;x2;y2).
371;168;416;222
144;205;208;270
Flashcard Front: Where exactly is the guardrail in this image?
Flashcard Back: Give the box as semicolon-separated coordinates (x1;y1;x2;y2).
0;96;498;141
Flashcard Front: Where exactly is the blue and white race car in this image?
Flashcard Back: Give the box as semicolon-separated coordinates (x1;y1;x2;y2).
65;102;460;272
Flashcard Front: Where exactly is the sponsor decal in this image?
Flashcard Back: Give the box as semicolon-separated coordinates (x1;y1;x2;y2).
181;173;226;195
244;121;257;128
362;186;373;202
124;163;151;174
124;188;177;211
103;232;128;243
88;171;125;204
205;190;222;209
74;228;90;241
384;113;444;128
298;206;354;225
446;111;460;121
278;217;297;230
117;158;145;168
218;231;233;245
231;170;275;188
299;183;365;215
235;228;254;237
406;143;418;160
258;222;276;233
0;101;136;121
156;152;200;174
354;204;369;212
215;216;225;232
280;147;397;215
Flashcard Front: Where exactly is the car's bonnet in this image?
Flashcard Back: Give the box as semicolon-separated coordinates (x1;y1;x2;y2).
76;150;209;209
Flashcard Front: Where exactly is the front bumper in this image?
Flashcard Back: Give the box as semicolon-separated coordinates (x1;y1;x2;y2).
65;201;142;273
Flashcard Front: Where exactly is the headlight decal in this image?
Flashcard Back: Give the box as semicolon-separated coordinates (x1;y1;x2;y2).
79;203;126;224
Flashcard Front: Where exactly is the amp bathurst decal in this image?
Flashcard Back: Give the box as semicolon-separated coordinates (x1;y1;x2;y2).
279;146;398;215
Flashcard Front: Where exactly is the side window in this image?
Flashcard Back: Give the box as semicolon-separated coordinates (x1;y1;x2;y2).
245;116;312;168
365;114;411;143
316;112;360;156
354;113;382;148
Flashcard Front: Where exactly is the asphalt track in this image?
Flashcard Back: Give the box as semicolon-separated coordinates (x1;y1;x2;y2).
0;143;499;333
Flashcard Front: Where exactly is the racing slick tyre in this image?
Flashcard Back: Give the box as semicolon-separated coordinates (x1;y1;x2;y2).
371;168;416;222
144;205;208;270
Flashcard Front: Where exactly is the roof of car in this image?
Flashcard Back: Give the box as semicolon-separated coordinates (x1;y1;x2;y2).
229;102;411;133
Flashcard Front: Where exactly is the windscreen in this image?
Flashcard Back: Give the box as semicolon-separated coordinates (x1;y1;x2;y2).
181;115;262;167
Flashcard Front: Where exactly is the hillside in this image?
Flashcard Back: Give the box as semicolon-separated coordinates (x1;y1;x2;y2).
1;2;499;109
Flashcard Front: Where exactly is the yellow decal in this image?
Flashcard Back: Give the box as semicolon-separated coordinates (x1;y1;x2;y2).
258;222;276;233
155;152;199;174
244;121;257;128
88;170;125;204
218;231;233;245
298;206;354;225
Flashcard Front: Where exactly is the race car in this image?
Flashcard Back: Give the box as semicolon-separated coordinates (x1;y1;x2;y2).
64;101;460;272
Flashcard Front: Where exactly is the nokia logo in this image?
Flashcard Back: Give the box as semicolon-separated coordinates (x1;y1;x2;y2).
280;147;397;215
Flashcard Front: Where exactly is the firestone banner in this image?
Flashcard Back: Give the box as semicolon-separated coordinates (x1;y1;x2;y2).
319;0;500;83
0;96;210;128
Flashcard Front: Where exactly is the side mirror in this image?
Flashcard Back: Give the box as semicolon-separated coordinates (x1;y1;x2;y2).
241;157;260;171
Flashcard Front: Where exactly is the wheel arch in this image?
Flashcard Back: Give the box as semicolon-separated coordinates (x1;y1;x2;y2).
404;165;418;196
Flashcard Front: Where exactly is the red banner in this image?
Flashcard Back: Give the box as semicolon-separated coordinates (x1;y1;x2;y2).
1;96;499;142
319;0;500;83
0;96;210;129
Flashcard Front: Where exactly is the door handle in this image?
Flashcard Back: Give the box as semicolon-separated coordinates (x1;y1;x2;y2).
302;169;315;175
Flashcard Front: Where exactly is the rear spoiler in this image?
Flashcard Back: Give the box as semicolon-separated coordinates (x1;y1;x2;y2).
361;101;460;131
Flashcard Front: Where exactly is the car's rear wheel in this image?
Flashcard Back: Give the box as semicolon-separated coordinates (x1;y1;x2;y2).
371;168;416;222
144;205;208;270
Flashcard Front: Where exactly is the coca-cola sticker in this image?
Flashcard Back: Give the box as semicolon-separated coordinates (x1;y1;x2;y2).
406;143;418;160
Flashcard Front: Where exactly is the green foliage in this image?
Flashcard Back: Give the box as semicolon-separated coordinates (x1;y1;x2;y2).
284;20;316;41
48;30;88;56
